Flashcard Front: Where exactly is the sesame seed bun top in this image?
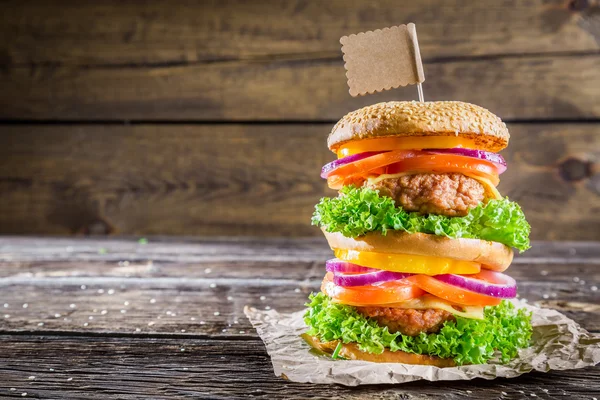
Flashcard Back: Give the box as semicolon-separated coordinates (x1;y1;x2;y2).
328;101;510;153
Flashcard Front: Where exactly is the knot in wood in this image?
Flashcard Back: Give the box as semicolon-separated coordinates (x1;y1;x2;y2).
569;0;590;11
558;157;593;182
84;219;114;235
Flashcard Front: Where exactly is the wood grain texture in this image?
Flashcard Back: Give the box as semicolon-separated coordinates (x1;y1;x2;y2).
2;236;598;262
0;335;598;400
2;0;598;66
0;238;598;336
2;53;600;120
1;123;598;239
0;266;598;336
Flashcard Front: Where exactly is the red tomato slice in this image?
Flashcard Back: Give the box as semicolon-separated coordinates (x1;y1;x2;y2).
405;275;501;307
327;153;500;190
327;150;421;189
384;154;500;186
321;272;425;306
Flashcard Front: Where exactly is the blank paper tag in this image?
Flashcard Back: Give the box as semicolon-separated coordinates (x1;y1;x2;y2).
340;24;425;97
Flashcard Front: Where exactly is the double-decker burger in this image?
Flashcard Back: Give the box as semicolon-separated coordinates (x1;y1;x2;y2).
304;101;533;367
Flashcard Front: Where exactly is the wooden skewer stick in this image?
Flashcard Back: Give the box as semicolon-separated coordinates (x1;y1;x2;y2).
417;82;424;102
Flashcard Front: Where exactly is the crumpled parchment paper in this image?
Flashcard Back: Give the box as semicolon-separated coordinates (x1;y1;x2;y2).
244;301;600;385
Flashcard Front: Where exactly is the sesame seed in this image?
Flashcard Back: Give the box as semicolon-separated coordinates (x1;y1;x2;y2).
28;376;35;380
54;313;61;318
37;322;44;326
150;298;156;304
209;283;217;288
180;348;185;352
294;288;301;293
592;286;598;291
239;330;245;334
89;316;94;320
227;296;233;301
97;289;104;294
540;270;548;276
573;277;580;282
124;301;130;306
4;314;10;318
21;393;27;397
148;321;155;326
67;377;73;381
181;329;186;333
260;296;266;301
121;310;127;314
135;328;141;332
83;323;88;327
10;388;15;391
107;289;115;295
204;268;212;274
69;304;76;309
213;312;220;316
542;294;549;299
22;303;28;308
265;306;271;310
3;303;8;308
200;321;206;325
80;285;87;290
190;317;196;321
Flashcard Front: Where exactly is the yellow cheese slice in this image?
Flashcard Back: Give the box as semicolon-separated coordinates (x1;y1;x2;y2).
465;174;502;200
366;172;502;200
366;172;412;186
386;294;485;320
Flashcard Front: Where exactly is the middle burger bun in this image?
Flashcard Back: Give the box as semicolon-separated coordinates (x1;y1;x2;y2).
323;229;514;272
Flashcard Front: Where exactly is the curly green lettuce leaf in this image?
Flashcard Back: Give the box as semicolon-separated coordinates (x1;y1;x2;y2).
304;292;532;365
312;185;531;251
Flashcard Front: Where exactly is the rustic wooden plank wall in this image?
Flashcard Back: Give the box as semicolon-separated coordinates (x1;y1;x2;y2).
0;0;599;239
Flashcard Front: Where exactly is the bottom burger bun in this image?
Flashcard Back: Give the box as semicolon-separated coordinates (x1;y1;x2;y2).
322;229;513;272
302;334;456;367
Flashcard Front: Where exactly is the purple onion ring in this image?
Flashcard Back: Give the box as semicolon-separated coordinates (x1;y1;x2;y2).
424;148;507;174
433;270;517;298
320;152;386;179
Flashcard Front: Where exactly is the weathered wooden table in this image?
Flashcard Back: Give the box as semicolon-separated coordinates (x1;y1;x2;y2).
0;237;598;399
